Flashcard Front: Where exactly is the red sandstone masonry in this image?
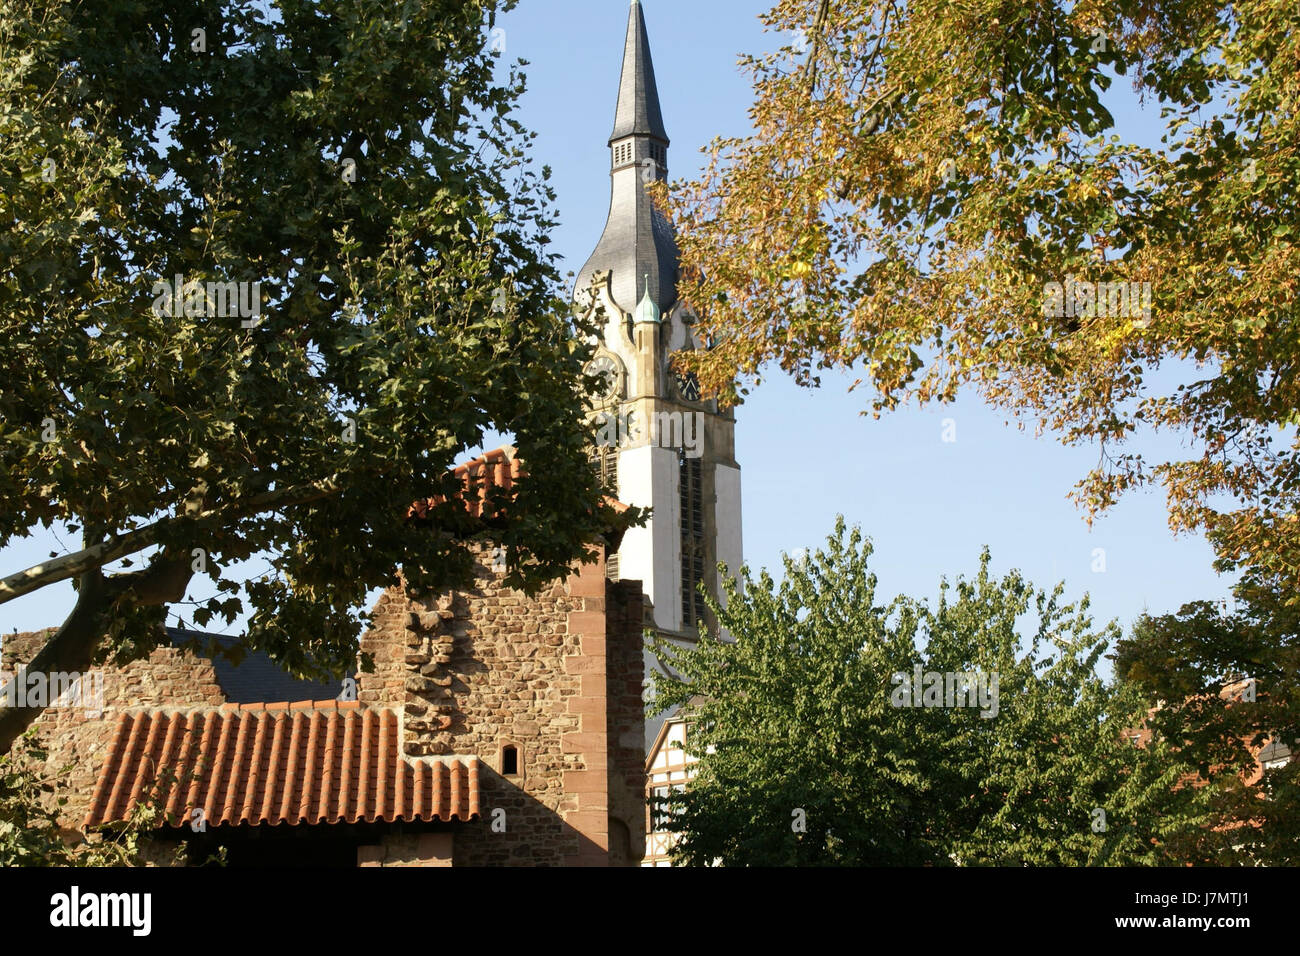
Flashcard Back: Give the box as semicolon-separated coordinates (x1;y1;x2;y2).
562;554;610;866
355;539;646;866
360;542;589;865
358;832;452;866
605;579;648;865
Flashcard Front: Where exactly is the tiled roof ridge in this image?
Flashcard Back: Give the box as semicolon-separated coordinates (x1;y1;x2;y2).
455;445;517;472
409;444;630;520
100;699;359;717
219;699;360;713
409;445;524;521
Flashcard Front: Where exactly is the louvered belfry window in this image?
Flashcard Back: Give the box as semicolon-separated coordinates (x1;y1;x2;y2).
589;442;617;492
679;449;705;628
589;438;620;580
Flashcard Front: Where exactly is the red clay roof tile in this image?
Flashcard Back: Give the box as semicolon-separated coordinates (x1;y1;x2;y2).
409;446;523;521
83;702;479;829
408;445;630;520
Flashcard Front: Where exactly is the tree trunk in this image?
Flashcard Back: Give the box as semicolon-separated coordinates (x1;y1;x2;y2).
0;571;112;754
0;551;194;754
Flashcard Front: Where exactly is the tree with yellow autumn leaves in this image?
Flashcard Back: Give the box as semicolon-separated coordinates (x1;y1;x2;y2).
660;0;1299;594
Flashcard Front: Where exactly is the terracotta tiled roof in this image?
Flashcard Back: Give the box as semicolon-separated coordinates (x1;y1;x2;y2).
408;444;629;520
84;701;480;829
409;446;522;521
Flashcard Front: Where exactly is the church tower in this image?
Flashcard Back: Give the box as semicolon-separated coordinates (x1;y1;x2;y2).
573;0;742;642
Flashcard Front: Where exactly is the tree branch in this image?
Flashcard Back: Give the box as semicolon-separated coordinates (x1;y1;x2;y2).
0;545;197;754
0;473;344;606
0;571;111;753
804;0;832;100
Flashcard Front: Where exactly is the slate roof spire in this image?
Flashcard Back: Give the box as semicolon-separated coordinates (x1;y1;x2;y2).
574;0;679;317
610;0;669;146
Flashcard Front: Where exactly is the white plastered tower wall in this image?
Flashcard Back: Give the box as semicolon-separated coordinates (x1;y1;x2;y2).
572;3;743;750
614;442;680;629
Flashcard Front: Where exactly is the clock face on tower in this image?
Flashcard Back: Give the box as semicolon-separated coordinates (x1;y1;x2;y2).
673;368;701;403
583;354;621;401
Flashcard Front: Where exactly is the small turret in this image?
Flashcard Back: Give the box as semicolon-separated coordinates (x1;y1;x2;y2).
633;274;661;325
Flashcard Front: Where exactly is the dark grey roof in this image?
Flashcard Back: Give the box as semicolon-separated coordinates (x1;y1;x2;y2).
610;1;669;146
643;645;685;751
576;185;679;317
167;627;348;705
575;1;679;316
1258;738;1294;765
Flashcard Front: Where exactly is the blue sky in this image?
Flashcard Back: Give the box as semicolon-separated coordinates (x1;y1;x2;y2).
0;0;1234;660
491;0;1234;642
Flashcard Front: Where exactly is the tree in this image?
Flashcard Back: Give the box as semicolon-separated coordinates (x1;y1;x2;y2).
0;0;627;752
1115;569;1300;864
0;729;204;866
659;0;1300;595
648;518;1208;866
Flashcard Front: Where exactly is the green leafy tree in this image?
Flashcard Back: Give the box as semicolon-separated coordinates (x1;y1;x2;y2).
0;729;207;866
0;0;629;751
649;518;1208;865
660;0;1300;599
1115;569;1299;864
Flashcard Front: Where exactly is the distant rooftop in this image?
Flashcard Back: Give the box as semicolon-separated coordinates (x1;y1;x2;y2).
166;627;348;705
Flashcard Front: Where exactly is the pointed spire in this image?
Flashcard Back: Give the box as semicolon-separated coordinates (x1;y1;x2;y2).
610;0;669;145
574;0;679;316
